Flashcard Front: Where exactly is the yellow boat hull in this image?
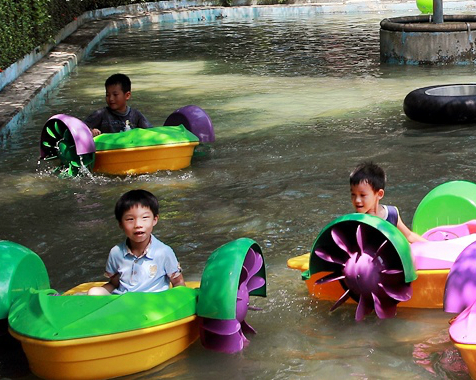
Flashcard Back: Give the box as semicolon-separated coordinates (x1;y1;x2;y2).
10;315;199;380
288;253;449;309
452;342;476;379
93;142;199;175
9;281;202;380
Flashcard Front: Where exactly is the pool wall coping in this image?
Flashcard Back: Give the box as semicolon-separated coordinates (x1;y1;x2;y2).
1;0;475;139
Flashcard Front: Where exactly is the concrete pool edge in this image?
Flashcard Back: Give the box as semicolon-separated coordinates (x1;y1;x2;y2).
1;0;475;139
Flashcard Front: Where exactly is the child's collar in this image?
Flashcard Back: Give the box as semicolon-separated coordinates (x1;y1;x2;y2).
108;106;130;117
125;237;151;259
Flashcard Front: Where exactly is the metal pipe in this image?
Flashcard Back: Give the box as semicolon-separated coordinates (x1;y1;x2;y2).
433;0;443;23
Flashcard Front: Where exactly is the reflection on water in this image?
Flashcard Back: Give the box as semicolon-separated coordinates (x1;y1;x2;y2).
1;10;474;379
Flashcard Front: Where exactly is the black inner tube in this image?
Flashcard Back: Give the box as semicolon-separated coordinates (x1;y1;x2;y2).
403;84;476;124
425;85;476;97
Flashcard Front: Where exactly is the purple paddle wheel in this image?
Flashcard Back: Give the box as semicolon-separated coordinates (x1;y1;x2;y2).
199;247;265;353
312;218;414;321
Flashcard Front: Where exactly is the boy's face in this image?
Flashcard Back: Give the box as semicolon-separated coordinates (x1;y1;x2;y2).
105;84;131;114
119;205;158;247
350;181;384;214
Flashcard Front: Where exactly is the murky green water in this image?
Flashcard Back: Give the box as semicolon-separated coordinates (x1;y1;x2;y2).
2;10;476;379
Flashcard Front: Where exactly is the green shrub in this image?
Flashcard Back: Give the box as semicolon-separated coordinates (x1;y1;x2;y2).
0;0;147;71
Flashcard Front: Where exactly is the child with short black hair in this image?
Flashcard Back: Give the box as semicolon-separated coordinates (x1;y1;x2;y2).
84;73;152;137
350;162;426;243
88;189;184;295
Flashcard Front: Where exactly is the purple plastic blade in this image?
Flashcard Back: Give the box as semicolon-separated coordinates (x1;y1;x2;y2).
330;289;351;312
236;284;250;322
379;269;405;287
244;249;263;278
314;248;347;265
247;276;266;293
373;240;389;260
241;320;257;335
331;228;354;255
380;269;404;276
356;224;364;256
378;282;412;302
201;318;241;335
315;272;345;285
239;265;250;285
356;223;381;259
243;248;257;272
200;326;246;354
444;241;476;313
356;296;374;321
372;293;397;319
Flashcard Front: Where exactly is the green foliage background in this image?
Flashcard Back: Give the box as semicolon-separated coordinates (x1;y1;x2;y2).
0;0;147;70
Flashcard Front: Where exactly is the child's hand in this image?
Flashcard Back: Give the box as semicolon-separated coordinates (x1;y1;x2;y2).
90;128;102;137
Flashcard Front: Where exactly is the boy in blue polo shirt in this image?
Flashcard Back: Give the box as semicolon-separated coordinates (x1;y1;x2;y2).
88;189;184;295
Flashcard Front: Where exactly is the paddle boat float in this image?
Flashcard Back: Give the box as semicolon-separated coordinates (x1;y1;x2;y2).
0;237;266;380
287;180;476;319
39;105;215;176
288;180;476;377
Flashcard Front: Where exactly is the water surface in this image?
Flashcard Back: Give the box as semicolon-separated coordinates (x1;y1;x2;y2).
1;10;475;379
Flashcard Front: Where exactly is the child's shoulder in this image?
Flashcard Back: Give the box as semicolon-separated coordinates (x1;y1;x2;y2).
112;239;128;251
385;204;399;212
384;205;400;226
150;235;168;248
150;236;175;254
128;107;147;117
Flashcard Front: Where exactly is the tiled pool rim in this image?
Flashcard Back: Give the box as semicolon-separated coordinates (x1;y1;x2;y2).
0;0;475;138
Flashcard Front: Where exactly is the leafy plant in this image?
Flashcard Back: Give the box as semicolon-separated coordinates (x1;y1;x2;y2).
0;0;147;70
